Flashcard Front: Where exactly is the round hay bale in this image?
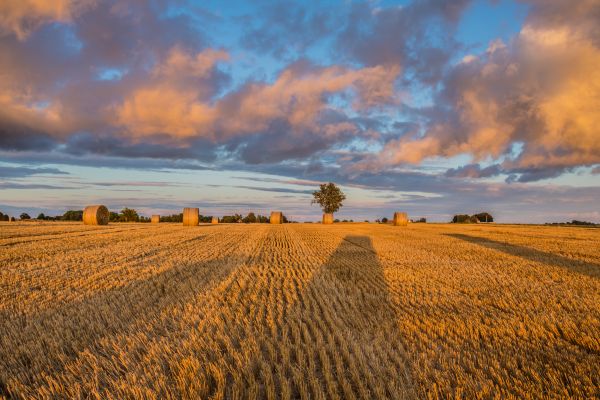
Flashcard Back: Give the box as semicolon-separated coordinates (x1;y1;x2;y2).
83;205;109;225
151;215;160;224
270;211;282;224
211;216;219;224
182;208;199;226
393;212;408;226
322;213;333;225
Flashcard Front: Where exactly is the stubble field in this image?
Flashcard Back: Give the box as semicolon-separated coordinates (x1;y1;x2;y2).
0;222;599;399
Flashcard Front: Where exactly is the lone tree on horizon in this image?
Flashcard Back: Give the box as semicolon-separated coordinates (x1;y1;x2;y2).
312;183;346;223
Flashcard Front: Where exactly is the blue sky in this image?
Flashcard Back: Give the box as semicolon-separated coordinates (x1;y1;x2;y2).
0;0;599;222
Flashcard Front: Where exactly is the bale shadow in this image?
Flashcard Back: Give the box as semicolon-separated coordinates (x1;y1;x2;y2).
446;233;600;279
0;238;246;396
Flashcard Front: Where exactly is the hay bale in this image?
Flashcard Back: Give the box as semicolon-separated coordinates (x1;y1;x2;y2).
322;213;333;225
211;216;219;224
270;211;282;224
151;215;160;224
83;205;109;225
393;212;408;226
182;208;199;226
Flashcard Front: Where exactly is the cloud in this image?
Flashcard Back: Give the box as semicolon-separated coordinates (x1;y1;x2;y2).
0;182;73;190
88;181;184;187
0;165;69;178
337;0;472;83
237;185;313;195
369;0;600;179
445;164;502;179
239;1;335;59
117;57;399;141
0;0;96;40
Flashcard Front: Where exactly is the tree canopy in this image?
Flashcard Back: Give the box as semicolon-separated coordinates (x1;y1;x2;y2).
312;183;346;214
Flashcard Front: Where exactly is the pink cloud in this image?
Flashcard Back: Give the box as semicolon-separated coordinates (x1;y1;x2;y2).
116;50;400;141
0;0;96;40
362;0;600;173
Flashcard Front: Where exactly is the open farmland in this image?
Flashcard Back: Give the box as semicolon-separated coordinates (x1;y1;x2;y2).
1;222;599;399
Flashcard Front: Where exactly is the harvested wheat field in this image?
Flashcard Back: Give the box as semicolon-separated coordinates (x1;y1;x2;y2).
0;222;599;399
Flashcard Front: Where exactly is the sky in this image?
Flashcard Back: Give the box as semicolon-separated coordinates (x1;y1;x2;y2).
0;0;599;223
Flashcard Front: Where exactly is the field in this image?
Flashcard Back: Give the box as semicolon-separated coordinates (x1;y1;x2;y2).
1;222;599;399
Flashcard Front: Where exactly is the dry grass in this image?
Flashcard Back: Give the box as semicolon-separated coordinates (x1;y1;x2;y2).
0;222;599;399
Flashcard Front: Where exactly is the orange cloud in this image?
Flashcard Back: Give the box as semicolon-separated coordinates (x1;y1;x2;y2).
0;0;95;40
366;5;600;172
116;49;400;140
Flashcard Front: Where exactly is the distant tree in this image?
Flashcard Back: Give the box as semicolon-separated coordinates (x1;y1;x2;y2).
381;217;388;223
37;213;46;220
312;182;346;214
257;214;269;223
282;214;289;223
63;210;83;221
474;212;493;223
452;214;471;223
159;213;183;223
120;208;139;222
412;217;427;223
243;212;257;223
109;212;120;222
199;215;212;223
570;220;595;226
20;213;31;220
334;218;340;223
0;211;8;221
221;214;243;223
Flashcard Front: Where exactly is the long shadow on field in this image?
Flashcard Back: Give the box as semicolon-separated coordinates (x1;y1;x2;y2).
0;234;245;397
282;235;414;398
446;233;600;279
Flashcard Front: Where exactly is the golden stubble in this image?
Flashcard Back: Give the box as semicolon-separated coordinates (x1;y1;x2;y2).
0;222;598;399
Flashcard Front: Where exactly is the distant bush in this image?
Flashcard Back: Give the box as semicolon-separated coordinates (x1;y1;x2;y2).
546;220;598;227
120;208;139;222
452;212;493;223
452;214;471;223
381;217;388;223
412;218;427;223
474;212;493;223
221;214;243;223
160;213;183;223
20;213;31;220
63;210;83;221
199;215;213;223
0;211;9;221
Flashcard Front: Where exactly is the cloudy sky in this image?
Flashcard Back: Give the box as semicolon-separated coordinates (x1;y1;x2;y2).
1;0;599;222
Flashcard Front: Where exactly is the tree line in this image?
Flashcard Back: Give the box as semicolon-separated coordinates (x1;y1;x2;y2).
0;209;289;223
451;212;494;223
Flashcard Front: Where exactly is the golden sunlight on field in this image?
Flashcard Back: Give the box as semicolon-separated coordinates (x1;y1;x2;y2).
0;222;599;398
